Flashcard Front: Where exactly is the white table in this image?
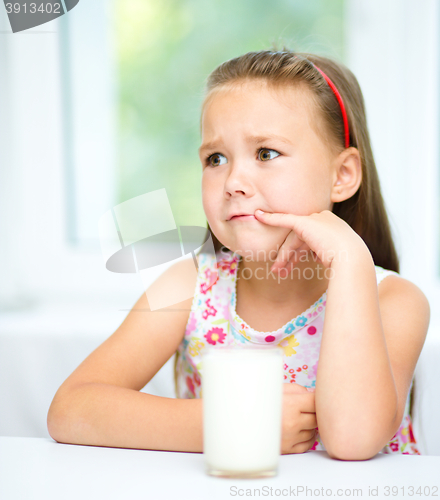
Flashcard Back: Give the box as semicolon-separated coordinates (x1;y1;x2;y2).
1;437;439;500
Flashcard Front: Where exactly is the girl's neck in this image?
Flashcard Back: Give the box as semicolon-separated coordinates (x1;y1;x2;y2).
236;255;329;308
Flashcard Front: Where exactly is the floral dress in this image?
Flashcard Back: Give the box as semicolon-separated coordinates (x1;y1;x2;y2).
174;250;420;455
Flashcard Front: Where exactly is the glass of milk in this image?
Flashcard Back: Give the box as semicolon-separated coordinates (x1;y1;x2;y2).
201;345;284;478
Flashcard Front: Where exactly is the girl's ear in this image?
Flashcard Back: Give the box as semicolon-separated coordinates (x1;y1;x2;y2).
330;147;362;203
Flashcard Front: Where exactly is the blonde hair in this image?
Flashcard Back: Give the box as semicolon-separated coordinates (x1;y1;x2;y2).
175;46;413;416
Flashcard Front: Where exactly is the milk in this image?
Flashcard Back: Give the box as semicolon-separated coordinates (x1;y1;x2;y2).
202;346;284;478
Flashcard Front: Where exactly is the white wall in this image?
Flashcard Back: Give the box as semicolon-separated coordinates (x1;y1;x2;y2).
345;0;440;332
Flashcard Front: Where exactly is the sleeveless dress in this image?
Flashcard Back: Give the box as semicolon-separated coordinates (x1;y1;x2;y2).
174;250;420;455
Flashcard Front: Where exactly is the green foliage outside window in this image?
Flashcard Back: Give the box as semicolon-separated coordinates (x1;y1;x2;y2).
114;0;344;232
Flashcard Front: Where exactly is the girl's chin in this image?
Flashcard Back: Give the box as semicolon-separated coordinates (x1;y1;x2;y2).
225;243;282;260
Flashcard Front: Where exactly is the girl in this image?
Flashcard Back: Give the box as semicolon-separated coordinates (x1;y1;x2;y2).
47;48;430;460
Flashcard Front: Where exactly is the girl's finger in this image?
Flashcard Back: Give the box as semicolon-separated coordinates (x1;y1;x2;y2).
272;240;311;274
270;232;305;273
274;251;300;275
255;210;301;230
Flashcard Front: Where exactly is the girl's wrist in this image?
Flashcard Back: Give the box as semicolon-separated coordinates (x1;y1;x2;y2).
330;241;373;272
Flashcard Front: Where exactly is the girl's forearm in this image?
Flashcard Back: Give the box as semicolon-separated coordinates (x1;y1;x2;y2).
315;248;398;459
47;383;203;453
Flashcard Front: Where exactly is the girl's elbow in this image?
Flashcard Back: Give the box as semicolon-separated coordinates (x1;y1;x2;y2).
47;409;64;443
323;434;384;461
47;395;79;444
326;445;380;461
47;402;69;443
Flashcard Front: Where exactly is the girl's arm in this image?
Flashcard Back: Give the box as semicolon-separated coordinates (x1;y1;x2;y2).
47;259;204;452
48;383;203;452
253;209;430;460
316;247;430;460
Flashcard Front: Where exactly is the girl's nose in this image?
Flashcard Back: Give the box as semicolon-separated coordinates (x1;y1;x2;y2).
224;162;253;197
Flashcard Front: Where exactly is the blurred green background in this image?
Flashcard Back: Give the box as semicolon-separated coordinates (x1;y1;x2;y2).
113;0;345;231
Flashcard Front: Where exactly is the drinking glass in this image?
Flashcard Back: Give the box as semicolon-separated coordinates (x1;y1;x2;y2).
202;345;284;478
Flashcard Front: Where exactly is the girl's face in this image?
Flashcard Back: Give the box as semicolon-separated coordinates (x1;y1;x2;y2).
199;79;338;259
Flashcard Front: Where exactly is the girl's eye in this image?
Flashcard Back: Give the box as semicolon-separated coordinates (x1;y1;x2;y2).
258;148;280;161
205;148;280;167
206;153;227;167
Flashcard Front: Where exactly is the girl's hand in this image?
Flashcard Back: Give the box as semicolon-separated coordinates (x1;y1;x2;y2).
281;383;318;455
254;209;369;274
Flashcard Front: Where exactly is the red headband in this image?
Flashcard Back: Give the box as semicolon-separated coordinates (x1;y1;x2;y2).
314;65;350;149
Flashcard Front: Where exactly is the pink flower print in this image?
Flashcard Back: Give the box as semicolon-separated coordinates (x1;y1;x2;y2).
193;371;201;386
389;440;399;452
216;257;238;275
201;273;219;294
408;419;417;444
186;312;197;335
205;327;227;345
203;268;219;292
296;341;313;362
387;417;420;454
202;298;217;320
222;303;230;321
308;359;319;380
310;439;319;451
204;267;214;282
186;376;196;396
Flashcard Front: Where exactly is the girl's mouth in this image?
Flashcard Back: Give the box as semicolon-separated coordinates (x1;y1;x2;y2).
229;215;257;221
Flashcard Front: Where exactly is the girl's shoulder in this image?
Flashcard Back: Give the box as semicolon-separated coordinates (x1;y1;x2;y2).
374;265;400;286
374;265;430;316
